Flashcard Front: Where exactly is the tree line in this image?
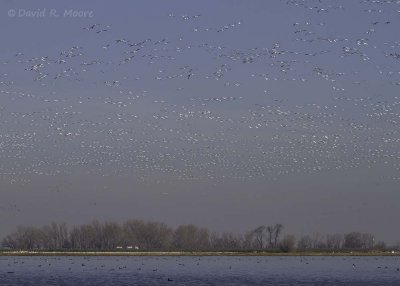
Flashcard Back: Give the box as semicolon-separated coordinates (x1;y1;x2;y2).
0;220;390;252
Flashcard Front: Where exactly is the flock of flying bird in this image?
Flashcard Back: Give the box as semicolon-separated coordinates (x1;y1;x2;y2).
0;0;399;189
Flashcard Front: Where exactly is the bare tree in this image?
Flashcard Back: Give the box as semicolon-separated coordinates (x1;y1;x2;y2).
122;219;141;247
273;224;283;247
343;232;375;250
311;232;326;249
173;224;210;251
41;222;69;249
243;230;256;250
361;233;374;249
139;221;173;250
69;225;83;250
101;222;123;250
2;233;18;249
253;226;266;249
122;220;173;250
1;219;386;253
4;226;44;250
297;235;312;250
210;232;243;250
344;232;363;249
58;222;69;248
69;223;98;250
279;234;296;252
266;226;275;248
326;234;343;249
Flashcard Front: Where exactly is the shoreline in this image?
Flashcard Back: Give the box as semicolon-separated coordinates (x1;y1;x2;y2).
0;251;398;257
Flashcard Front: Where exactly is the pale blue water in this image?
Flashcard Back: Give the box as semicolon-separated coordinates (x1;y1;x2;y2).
1;256;399;285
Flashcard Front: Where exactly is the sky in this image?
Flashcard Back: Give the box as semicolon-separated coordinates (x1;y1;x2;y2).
0;0;399;244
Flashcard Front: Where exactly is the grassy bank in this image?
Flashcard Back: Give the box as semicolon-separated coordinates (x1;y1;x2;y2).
0;250;398;257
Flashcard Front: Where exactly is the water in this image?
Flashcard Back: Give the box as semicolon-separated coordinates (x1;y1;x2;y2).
1;256;399;285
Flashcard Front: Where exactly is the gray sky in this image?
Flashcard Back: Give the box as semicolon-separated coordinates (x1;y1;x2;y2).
0;0;399;244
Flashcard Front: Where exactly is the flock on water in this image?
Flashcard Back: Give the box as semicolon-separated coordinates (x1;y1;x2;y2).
1;255;400;286
0;0;399;192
